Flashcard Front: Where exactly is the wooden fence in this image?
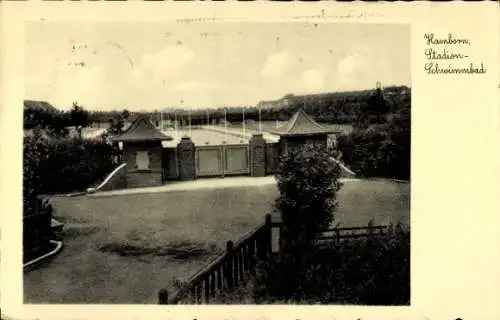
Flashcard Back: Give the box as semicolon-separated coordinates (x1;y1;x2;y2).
317;225;388;244
160;213;278;304
158;218;387;305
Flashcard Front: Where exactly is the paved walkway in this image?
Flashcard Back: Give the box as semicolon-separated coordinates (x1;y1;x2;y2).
88;176;360;198
89;176;276;197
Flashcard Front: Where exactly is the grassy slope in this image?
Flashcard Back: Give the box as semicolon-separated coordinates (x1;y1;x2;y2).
24;180;409;304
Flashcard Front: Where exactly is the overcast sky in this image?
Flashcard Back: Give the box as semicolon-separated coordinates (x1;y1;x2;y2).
25;22;410;111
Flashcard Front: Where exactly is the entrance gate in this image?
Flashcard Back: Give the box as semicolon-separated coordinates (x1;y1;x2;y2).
195;145;249;177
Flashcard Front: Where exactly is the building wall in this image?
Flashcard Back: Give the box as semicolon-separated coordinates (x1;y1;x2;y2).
122;141;163;188
126;171;163;188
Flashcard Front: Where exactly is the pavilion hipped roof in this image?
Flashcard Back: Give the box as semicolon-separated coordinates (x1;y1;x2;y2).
270;109;336;137
111;115;173;142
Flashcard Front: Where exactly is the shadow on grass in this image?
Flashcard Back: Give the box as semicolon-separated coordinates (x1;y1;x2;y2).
59;225;101;239
98;240;218;260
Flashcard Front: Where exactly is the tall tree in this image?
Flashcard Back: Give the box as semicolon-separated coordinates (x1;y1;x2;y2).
105;108;130;142
107;116;124;135
121;109;130;121
69;102;90;138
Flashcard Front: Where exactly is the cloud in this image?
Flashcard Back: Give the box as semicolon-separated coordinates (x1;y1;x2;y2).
31;66;108;108
337;55;358;76
336;46;373;76
140;46;195;81
301;69;325;91
261;52;294;76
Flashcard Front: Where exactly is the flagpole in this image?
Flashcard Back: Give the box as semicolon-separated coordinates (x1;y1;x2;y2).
180;98;184;138
224;108;227;142
174;111;178;139
242;107;246;136
259;106;262;133
189;109;192;137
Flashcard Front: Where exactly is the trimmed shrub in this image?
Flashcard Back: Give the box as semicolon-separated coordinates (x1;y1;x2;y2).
23;134;117;214
275;142;341;245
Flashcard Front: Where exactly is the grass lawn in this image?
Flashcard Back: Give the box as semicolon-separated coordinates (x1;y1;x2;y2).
23;179;409;304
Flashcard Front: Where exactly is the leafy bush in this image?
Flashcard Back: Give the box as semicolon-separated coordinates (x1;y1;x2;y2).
337;106;410;181
23;134;117;214
275;142;341;245
252;225;410;305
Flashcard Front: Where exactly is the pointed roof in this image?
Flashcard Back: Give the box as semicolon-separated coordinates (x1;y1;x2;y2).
270;109;336;137
111;115;173;142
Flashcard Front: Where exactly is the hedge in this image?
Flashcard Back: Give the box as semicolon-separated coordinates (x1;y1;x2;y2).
23;134;117;215
337;127;410;181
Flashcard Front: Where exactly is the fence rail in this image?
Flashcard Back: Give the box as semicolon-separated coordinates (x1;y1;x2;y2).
318;225;387;243
159;219;388;305
161;214;276;305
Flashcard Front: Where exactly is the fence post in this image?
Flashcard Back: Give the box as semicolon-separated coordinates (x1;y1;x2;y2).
270;218;281;254
158;289;169;304
265;214;272;256
226;240;234;291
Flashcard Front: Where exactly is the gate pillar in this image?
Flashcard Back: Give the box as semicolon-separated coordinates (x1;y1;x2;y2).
249;134;266;177
177;136;196;181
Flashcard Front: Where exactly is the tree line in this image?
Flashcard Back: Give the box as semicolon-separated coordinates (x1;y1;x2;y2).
24;84;410;181
25;85;409;128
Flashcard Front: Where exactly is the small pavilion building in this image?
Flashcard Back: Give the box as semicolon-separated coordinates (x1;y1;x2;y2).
111;115;173;188
270;109;337;155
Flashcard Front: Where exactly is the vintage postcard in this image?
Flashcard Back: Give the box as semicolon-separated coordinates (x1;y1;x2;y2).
1;2;499;320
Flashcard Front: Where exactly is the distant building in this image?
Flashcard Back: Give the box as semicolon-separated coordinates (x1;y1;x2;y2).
256;96;292;109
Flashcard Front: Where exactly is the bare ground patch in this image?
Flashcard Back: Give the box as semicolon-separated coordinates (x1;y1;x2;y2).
98;240;219;260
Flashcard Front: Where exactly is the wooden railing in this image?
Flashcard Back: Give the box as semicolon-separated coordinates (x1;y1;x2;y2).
317;225;388;244
160;213;277;305
158;219;388;304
